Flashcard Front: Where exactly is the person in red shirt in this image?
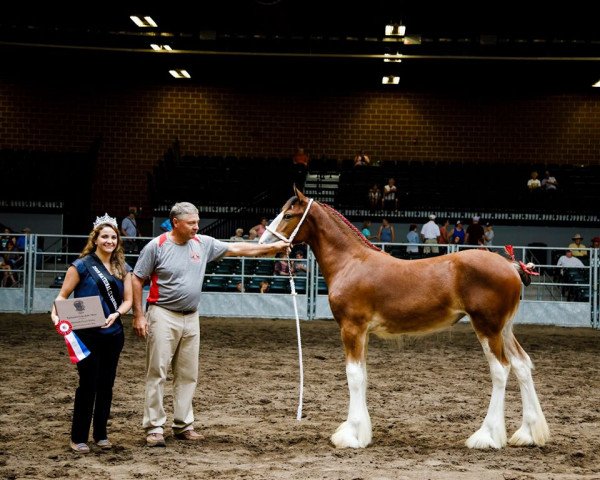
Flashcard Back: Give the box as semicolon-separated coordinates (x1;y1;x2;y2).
292;147;309;191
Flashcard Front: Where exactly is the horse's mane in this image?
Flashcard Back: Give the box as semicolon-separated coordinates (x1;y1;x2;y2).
320;203;381;252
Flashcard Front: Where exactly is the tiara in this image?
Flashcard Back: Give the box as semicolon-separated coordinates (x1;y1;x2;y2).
93;213;118;229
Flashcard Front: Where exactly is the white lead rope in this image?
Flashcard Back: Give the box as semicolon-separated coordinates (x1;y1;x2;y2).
265;198;314;421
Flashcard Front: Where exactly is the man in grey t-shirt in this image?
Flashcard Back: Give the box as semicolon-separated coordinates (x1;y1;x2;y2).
132;202;289;447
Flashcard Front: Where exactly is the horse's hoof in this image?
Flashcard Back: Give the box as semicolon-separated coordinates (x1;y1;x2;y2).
509;422;550;447
330;421;368;449
466;427;506;450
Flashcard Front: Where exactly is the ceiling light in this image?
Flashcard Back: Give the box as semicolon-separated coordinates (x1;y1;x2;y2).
150;44;172;51
169;69;191;79
385;23;406;36
593;79;600;87
384;53;402;63
382;75;400;85
130;16;158;28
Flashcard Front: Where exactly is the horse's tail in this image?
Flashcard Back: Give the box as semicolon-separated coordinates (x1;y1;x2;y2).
503;245;540;287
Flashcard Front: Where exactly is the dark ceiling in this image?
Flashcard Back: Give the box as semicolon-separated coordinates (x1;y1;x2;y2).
2;1;600;90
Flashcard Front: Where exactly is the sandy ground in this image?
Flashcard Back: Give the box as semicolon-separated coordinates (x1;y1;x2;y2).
0;313;599;480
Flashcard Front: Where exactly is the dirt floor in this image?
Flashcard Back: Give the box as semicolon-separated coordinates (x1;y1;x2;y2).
0;314;599;480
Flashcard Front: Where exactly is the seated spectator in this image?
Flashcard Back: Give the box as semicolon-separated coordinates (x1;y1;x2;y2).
273;253;291;276
557;249;584;272
406;224;420;255
292;147;309;191
353;150;371;168
367;184;382;210
377;218;395;243
527;171;541;192
591;236;600;249
541;170;558;193
382;178;398;211
568;234;587;258
259;280;270;293
291;250;308;276
249;217;268;239
449;220;465;245
230;228;245;242
0;255;17;287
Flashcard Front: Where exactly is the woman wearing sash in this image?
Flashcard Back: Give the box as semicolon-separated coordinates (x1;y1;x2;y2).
50;214;132;453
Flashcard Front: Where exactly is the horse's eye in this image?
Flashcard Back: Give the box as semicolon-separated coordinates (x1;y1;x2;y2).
283;214;292;220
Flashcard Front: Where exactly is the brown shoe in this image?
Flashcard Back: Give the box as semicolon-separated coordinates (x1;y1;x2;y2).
174;429;204;441
146;432;166;447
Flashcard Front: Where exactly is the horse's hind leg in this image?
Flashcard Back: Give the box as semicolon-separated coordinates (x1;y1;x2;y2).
466;329;510;449
504;330;550;446
330;323;372;449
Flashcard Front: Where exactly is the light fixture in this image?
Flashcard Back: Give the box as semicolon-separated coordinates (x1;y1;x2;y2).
169;69;191;79
382;75;400;85
592;79;600;87
385;23;406;36
150;44;173;51
130;16;158;28
384;53;402;63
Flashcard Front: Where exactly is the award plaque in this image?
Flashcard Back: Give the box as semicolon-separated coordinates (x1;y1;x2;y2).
54;296;106;330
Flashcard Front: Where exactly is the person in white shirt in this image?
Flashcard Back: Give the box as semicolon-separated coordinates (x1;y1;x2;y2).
420;214;441;254
556;250;584;271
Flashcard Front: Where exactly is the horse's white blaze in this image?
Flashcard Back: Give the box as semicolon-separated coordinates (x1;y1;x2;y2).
331;362;372;448
508;353;550;446
466;339;509;449
259;212;284;244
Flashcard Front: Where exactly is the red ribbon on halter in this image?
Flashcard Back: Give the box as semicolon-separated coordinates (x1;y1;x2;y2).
504;245;540;276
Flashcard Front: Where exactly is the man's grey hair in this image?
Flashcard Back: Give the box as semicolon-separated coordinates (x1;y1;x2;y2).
170;202;199;222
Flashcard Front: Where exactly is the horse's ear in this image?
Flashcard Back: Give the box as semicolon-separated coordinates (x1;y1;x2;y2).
293;184;307;203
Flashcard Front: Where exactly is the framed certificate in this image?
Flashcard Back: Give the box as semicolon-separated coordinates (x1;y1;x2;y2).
54;296;107;330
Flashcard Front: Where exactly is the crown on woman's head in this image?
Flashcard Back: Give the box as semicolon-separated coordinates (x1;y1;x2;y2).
93;213;118;229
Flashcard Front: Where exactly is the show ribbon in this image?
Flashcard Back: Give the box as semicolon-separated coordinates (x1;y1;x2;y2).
55;320;90;364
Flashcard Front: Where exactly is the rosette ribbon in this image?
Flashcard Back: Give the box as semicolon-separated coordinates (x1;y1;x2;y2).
56;320;90;364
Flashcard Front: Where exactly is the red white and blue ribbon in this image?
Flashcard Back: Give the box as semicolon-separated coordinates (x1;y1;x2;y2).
56;320;91;364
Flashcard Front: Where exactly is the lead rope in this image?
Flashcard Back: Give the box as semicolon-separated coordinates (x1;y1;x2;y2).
266;198;314;421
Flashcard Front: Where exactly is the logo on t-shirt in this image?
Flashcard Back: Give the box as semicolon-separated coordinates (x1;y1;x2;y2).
190;252;201;263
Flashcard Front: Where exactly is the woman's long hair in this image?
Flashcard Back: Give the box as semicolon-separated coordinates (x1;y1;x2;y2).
79;223;127;279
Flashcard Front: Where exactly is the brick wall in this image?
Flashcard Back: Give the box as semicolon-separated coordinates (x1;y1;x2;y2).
1;80;599;215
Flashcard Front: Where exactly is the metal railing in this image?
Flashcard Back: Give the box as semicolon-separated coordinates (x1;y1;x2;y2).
1;234;597;328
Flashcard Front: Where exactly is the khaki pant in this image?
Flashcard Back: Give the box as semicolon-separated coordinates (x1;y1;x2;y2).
143;305;199;434
423;238;439;254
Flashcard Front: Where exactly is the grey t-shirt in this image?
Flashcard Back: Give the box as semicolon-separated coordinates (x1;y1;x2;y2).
134;233;229;311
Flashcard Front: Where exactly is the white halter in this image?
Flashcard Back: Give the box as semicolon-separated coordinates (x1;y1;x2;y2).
265;198;314;245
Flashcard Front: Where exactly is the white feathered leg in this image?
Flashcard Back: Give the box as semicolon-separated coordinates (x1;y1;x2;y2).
507;351;550;446
330;361;372;448
466;339;509;449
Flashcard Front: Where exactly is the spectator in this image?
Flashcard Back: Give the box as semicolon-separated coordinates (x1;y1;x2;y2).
367;184;382;210
230;228;245;242
406;224;420;255
249;217;268;239
291;250;308;276
484;223;495;247
0;255;17;287
382;178;398;211
121;207;140;254
377;218;395;243
541;170;558;193
438;219;450;245
259;280;270;293
557;249;584;270
591;236;600;249
292;147;309;191
568;234;587;258
353;150;371;168
274;252;291;276
361;220;376;241
466;216;485;246
421;214;440;254
527;171;541;191
449;220;465;245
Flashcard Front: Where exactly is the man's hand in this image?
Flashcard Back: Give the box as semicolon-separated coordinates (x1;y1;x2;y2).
272;241;291;256
133;314;148;338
